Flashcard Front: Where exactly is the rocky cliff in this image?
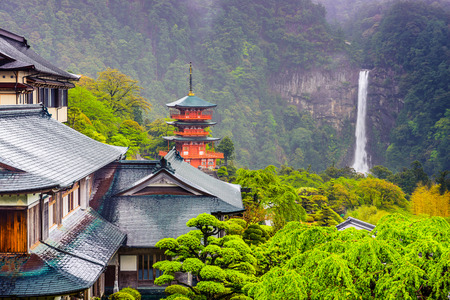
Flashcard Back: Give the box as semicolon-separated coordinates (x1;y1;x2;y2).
272;55;403;168
366;67;404;166
273;55;358;131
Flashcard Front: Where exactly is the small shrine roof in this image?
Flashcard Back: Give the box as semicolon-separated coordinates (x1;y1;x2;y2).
166;95;217;108
336;217;376;232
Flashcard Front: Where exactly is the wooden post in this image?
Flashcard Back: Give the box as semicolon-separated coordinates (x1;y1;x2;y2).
113;254;119;293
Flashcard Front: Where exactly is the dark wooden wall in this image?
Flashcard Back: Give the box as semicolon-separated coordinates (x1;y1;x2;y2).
27;204;40;249
0;209;27;253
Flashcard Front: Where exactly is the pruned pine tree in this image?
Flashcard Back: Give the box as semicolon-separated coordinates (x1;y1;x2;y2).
153;214;255;300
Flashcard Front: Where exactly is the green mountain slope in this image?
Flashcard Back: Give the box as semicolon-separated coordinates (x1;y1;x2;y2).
1;0;448;174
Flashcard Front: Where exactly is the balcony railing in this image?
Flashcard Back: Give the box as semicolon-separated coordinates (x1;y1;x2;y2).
174;129;209;136
170;114;212;120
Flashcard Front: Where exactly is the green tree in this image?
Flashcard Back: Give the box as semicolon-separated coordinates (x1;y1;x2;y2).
246;214;450;299
81;68;151;122
235;166;307;231
217;136;235;166
370;165;393;180
153;213;256;300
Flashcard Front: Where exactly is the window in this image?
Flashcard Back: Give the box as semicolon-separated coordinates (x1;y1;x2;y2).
46;88;52;107
38;88;44;104
138;253;167;281
27;92;33;104
52;89;59;107
62;89;68;106
63;185;80;217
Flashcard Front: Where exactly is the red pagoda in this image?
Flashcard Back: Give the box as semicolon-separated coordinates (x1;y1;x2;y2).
159;64;224;169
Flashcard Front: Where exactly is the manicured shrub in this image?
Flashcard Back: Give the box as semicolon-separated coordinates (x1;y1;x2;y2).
108;291;134;300
120;287;141;300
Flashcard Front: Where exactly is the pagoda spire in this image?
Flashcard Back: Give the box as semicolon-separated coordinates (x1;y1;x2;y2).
188;62;195;96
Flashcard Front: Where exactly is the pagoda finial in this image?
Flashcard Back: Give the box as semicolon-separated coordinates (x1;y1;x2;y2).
188;62;195;96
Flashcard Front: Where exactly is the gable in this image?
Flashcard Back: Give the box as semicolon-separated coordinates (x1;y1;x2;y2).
116;169;213;197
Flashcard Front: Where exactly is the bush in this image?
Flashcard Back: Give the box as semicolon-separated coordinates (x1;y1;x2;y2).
243;224;269;245
120;287;141;300
347;205;390;225
165;285;194;297
108;292;134;300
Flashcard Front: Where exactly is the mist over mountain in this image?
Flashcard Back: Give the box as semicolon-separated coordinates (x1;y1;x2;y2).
1;0;448;175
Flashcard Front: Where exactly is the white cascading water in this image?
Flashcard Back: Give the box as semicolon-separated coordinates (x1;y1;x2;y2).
352;70;370;173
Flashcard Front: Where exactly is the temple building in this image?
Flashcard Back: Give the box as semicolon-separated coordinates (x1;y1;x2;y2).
0;28;79;122
94;148;244;291
0;30;244;298
159;64;224;169
0;104;127;298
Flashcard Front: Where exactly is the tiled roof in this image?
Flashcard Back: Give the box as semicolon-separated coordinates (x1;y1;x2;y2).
167;121;217;126
0;208;126;297
163;136;220;142
166;95;217;108
165;149;243;209
96;150;243;247
336;217;376;232
101;195;241;247
0;105;127;192
0;170;59;193
0;28;79;80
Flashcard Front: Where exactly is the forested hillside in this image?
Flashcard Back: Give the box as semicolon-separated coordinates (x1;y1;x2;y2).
1;0;448;174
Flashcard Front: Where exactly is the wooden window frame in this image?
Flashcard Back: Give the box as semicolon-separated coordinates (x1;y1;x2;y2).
62;183;80;219
137;253;167;282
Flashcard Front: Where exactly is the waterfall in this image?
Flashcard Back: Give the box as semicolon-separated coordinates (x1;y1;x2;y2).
352;70;370;173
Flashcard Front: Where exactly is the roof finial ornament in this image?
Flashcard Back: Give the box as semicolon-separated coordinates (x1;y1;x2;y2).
188;62;195;96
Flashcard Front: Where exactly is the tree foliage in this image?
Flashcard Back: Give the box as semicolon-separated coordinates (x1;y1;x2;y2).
217;136;235;166
411;184;450;218
154;214;256;300
246;214;450;299
235;166;307;230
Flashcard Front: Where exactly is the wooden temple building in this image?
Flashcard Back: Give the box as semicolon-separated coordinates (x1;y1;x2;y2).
0;28;79;122
159;64;224;169
0;29;244;299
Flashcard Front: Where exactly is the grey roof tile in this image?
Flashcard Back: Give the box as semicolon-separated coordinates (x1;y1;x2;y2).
0;105;127;192
101;195;240;247
96;150;243;247
0;30;78;80
336;217;376;231
165;149;243;209
0;208;125;297
166;95;217;108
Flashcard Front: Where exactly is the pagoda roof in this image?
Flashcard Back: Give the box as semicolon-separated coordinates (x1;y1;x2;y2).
167;95;216;108
163;136;220;142
0;105;127;193
0;28;79;80
167;120;217;126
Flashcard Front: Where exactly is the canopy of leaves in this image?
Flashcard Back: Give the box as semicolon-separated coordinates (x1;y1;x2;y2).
247;214;450;299
154;214;257;300
235;166;307;230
